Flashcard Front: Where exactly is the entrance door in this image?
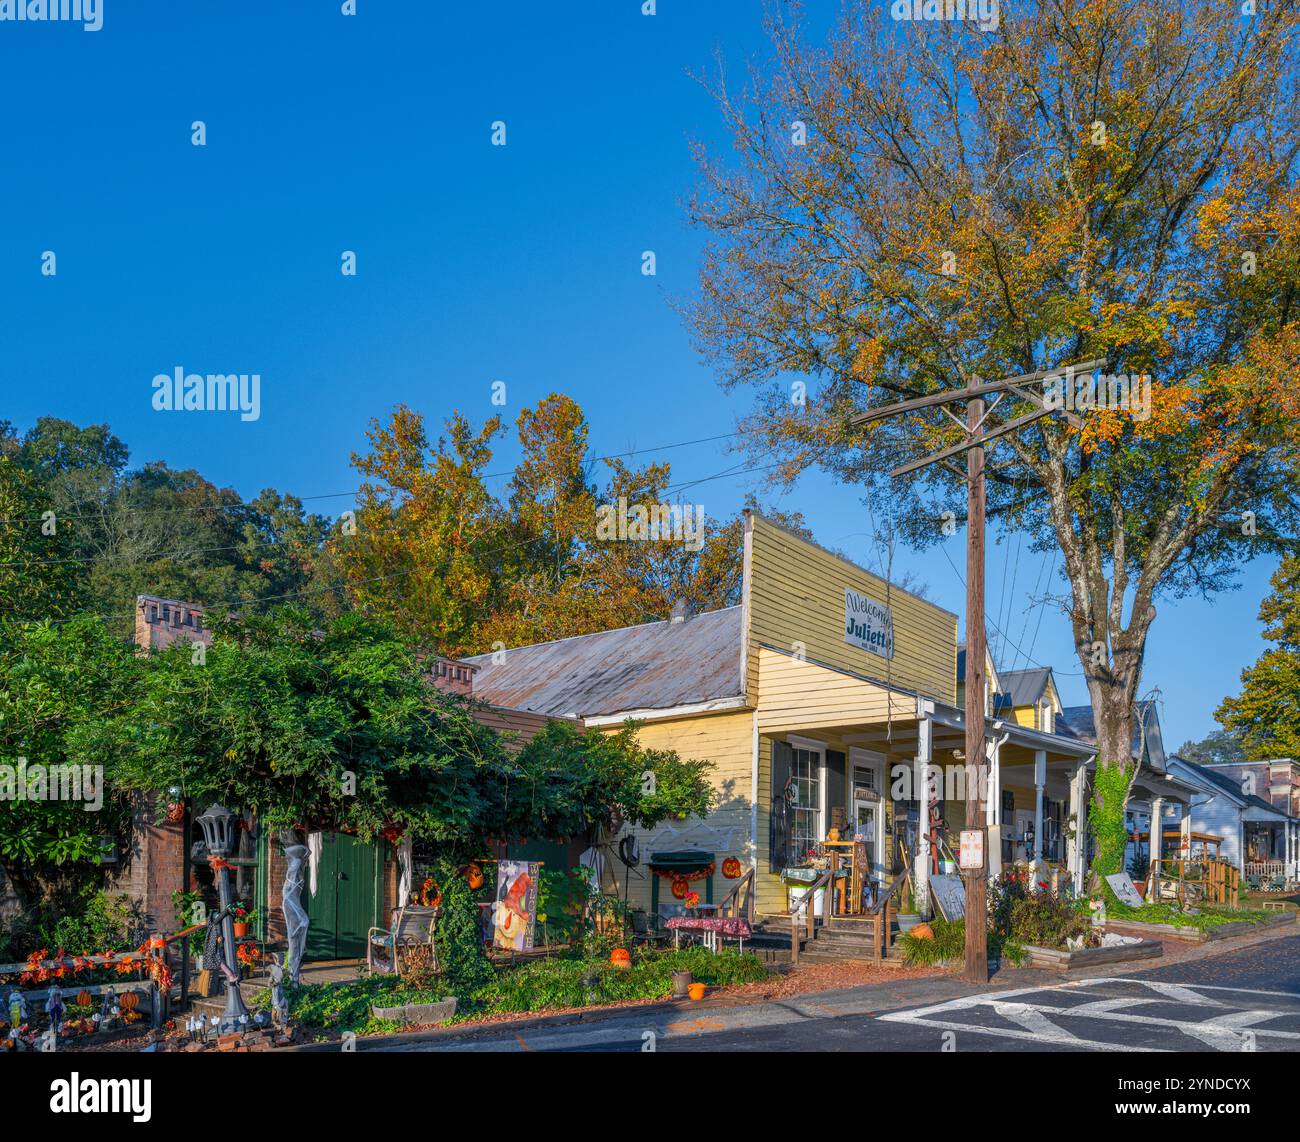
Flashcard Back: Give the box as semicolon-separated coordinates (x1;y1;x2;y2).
304;833;381;961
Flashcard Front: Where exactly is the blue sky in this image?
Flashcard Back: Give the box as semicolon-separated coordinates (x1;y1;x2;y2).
0;1;1278;746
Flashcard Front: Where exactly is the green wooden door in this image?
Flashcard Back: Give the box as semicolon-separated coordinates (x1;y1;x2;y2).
304;833;380;961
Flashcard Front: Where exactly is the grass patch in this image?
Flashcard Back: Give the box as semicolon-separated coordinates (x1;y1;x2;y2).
1108;901;1276;931
458;946;767;1021
259;946;770;1038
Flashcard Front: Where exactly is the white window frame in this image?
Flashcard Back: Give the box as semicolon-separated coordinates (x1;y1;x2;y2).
849;747;886;877
787;735;827;860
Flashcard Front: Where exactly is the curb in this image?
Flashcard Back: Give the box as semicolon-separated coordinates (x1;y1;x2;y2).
280;988;767;1052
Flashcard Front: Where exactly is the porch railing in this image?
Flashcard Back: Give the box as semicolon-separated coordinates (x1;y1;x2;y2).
1149;857;1239;908
1244;861;1289;883
788;870;834;965
716;867;755;927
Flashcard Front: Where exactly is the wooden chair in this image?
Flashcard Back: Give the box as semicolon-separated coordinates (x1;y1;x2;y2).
367;905;439;978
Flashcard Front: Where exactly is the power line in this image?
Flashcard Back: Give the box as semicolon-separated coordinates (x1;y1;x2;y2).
0;431;743;526
939;541;1083;676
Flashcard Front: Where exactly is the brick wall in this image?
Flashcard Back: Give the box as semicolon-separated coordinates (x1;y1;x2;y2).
110;797;186;935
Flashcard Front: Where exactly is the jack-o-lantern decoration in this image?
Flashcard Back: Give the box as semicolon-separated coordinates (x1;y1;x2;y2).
670;876;690;900
120;991;141;1013
609;947;631;969
721;857;742;879
76;990;93;1008
466;863;485;890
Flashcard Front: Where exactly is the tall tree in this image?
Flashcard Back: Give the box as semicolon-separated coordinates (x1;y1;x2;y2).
1216;554;1300;760
337;405;512;655
0;617;138;914
687;2;1300;860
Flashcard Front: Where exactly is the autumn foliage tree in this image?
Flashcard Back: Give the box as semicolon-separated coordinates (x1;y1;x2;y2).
338;395;810;652
687;1;1300;866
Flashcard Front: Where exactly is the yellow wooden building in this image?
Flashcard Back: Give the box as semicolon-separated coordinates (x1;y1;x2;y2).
467;512;1190;922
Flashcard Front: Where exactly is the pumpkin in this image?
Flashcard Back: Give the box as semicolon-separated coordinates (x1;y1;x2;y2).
466;863;485;890
911;923;934;941
609;948;631;969
120;991;141;1012
721;857;742;879
670;876;690;900
76;990;92;1008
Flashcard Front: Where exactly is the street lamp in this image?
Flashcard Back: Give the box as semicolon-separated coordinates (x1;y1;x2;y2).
196;804;251;1033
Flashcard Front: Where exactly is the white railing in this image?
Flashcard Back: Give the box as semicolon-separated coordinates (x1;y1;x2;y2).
1244;861;1287;881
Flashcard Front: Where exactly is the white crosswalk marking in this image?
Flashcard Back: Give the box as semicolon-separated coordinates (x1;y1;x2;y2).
992;1002;1084;1043
880;978;1300;1052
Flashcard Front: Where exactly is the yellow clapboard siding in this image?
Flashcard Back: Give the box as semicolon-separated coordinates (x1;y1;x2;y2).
754;650;917;913
744;513;958;707
598;710;754;917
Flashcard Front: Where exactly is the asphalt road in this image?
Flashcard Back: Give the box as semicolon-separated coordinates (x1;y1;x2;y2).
405;933;1300;1053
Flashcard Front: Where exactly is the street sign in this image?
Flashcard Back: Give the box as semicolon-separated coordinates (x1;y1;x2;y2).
959;828;984;870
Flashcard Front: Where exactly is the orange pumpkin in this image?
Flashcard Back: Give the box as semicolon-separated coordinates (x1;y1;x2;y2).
76;990;93;1007
610;948;631;969
120;991;141;1012
721;857;742;879
670;876;690;900
911;923;934;941
466;863;484;890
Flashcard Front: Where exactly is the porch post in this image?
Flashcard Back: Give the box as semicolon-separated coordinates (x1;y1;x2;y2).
1148;797;1164;898
1032;751;1046;865
914;710;933;919
1070;762;1089;894
986;734;1003;878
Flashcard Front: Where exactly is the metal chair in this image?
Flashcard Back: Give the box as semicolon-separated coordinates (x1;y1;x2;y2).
367;905;439;978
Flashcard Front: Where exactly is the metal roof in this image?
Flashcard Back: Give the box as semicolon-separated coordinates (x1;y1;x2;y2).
993;667;1053;711
1057;701;1167;770
463;606;744;718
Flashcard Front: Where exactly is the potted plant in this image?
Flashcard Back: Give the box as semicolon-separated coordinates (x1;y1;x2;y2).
232;904;254;939
896;883;921;934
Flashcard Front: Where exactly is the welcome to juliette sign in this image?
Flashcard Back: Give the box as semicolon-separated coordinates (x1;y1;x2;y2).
844;587;895;659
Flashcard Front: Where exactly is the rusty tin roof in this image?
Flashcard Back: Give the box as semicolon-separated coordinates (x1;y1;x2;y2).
463;606;745;718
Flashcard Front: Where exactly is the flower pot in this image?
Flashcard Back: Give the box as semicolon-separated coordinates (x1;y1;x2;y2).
897;912;922;934
233;922;249;939
687;983;706;1001
671;970;692;998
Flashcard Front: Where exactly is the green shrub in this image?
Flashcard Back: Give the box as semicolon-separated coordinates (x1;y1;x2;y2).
899;918;967;965
432;858;492;995
1008;894;1093;949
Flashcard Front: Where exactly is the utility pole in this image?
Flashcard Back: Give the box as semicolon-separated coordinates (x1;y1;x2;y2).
851;358;1104;984
963;393;988;983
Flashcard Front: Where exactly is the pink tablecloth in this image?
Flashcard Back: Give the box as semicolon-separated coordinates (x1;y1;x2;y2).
665;916;752;938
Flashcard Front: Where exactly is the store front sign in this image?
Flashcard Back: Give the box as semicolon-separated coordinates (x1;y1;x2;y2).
844;587;894;659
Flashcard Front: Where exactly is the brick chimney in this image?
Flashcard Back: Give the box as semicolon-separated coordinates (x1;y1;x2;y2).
431;657;477;696
670;599;692;624
135;595;214;653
